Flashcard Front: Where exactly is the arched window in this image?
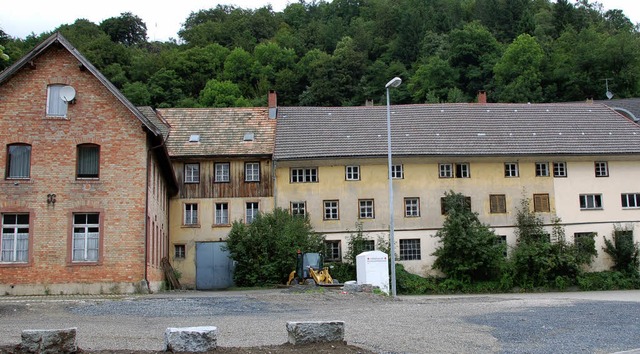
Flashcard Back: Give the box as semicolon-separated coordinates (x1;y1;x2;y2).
6;143;31;179
77;144;100;178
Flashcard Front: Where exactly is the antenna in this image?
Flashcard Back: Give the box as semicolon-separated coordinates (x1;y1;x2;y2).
602;78;613;100
59;86;76;102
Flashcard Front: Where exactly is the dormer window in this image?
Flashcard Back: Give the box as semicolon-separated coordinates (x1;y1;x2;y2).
243;132;255;141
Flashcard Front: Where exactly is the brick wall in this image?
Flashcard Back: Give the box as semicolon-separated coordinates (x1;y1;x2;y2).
0;45;152;293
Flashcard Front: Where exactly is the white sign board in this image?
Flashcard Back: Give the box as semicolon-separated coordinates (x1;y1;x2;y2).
356;250;389;294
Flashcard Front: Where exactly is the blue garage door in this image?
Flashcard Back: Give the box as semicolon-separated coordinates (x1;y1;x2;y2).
195;242;234;290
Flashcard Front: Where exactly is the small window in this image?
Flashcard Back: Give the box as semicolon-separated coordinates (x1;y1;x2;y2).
621;193;640;208
72;213;100;262
399;239;421;260
215;163;230;182
291;168;318;183
189;134;200;142
346;166;360;181
184;163;200;183
553;162;567;177
243;132;255;141
76;144;100;179
496;235;507;257
291;202;306;217
439;163;453;178
533;194;550;212
456;163;470;178
215;203;229;225
246;202;259;223
358;199;375;219
404;198;420;217
490;194;506;214
1;213;30;263
595;161;609;177
441;196;471;215
46;84;68;117
324;240;342;262
579;194;602;210
174;244;186;259
184;203;198;225
391;164;403;179
504;162;519;177
323;200;339;220
535;162;549;177
574;232;596;257
245;162;260;182
6;144;31;179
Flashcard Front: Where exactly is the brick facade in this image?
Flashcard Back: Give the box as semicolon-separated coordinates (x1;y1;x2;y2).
0;38;174;295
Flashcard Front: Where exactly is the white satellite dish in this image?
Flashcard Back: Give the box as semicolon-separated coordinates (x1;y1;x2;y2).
606;90;614;100
59;86;76;102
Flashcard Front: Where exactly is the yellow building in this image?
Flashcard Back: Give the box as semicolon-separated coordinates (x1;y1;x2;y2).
273;102;640;275
160;106;276;289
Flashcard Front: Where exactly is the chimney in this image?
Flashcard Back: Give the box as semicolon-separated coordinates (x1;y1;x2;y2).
268;90;277;119
477;90;487;104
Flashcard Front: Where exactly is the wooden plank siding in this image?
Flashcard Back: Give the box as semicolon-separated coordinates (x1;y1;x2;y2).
174;159;272;199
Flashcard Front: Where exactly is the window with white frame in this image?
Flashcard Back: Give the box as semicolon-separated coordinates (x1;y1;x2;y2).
214;163;230;182
184;163;200;183
439;163;453;178
46;84;68;117
404;197;420;217
359;199;374;219
215;203;229;225
72;213;100;262
553;162;567;177
621;193;640;208
291;168;318;183
391;164;403;179
77;144;100;179
1;213;29;263
324;240;341;262
246;202;259;223
490;194;506;214
291;202;306;217
399;239;421;260
595;161;609;177
245;162;260;182
579;194;602;210
184;203;198;225
535;162;549;177
456;163;470;178
6;144;31;179
345;165;360;181
174;244;186;259
439;163;470;178
504;162;519;177
323;200;339;220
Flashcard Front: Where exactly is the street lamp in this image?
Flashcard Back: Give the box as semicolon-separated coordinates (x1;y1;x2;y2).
385;76;401;297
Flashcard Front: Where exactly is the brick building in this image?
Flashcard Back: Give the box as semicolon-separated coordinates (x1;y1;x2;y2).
0;33;177;295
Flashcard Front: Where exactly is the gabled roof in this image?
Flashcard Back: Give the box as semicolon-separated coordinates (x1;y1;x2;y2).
158;107;276;158
597;98;640;123
0;32;163;137
274;102;640;160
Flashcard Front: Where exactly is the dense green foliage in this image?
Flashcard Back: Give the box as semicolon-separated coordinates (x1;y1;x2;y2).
432;191;506;282
225;208;324;286
603;225;640;275
2;0;639;107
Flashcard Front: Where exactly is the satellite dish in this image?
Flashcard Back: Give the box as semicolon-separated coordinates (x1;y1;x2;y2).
59;86;76;102
606;90;614;100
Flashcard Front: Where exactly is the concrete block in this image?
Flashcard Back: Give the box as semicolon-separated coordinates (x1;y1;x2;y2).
286;321;345;345
164;326;217;353
21;328;77;354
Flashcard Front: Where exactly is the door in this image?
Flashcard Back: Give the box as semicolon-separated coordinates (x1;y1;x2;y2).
195;242;234;290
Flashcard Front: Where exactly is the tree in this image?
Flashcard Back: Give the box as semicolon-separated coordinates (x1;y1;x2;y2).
493;33;544;102
432;191;505;282
100;12;148;46
603;225;640;275
225;208;324;287
199;79;250;107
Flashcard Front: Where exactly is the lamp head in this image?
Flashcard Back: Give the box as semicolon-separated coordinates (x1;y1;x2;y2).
385;77;402;88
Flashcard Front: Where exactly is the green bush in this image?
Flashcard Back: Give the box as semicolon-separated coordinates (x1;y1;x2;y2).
603;225;640;275
577;271;640;291
226;208;324;287
395;264;439;295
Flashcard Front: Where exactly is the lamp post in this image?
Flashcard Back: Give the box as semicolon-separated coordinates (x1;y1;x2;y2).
385;76;401;297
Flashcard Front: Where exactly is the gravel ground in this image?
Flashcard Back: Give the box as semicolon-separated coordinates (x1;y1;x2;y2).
1;288;639;353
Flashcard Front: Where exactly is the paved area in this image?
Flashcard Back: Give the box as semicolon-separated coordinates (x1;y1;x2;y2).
1;289;639;353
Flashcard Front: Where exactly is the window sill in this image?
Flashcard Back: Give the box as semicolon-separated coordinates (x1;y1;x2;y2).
0;262;31;267
75;178;100;182
212;224;231;228
3;179;33;184
580;208;603;211
182;224;201;228
44;115;69;120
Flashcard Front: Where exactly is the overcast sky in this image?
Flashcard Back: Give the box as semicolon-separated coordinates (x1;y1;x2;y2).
1;0;639;42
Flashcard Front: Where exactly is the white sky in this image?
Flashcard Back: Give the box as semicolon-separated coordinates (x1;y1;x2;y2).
1;0;639;42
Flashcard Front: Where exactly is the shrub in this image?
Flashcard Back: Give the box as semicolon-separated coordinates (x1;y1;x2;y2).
577;271;640;291
603;224;640;275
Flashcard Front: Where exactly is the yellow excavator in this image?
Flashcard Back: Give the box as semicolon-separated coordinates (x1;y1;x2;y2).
287;250;342;287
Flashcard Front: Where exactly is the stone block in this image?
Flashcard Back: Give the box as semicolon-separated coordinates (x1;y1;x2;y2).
21;328;77;354
164;326;217;353
286;321;345;345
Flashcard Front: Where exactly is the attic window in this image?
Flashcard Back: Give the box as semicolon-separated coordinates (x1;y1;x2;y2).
189;134;200;142
243;132;255;141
